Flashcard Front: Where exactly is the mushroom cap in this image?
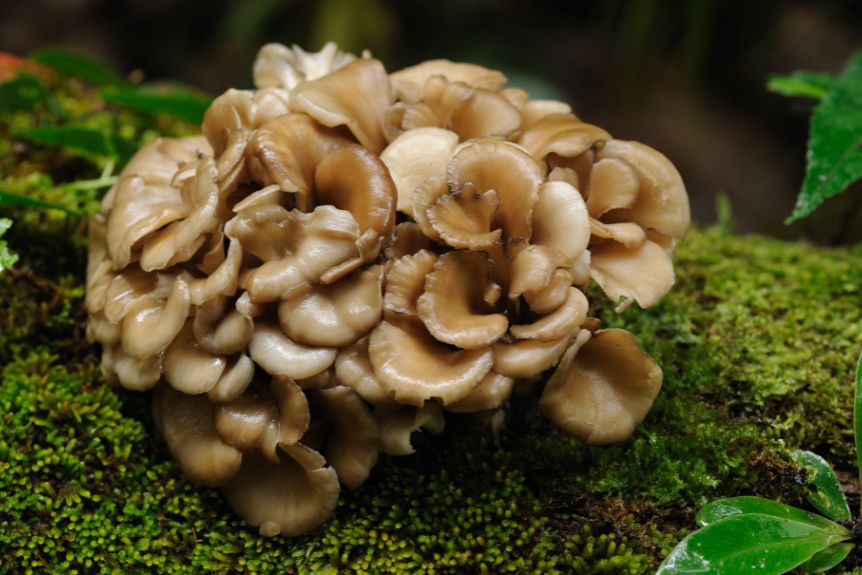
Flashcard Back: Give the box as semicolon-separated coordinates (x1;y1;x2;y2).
383;249;438;318
222;442;340;537
584;157;640;218
589;237;675;309
390;59;507;103
207;354;255;403
153;385;243;487
214;388;279;452
384;222;433;260
278;265;383;348
334;336;393;406
447;140;543;251
426;187;502;251
531;180;590;267
448;89;521;141
290;58;393;153
380;128;459;217
368;318;494;406
163;321;227;395
492;333;573;379
192;296;253;355
315;386;380;489
109;344;162;391
120;277;190;360
416;251;508;349
445;371;514;413
538;328;662;445
518;114;611;163
520;100;573;130
202;88;290;156
595;140;690;240
524;269;574;315
373;403;445;456
253;42;358;91
249;321;337;380
509;287;588;342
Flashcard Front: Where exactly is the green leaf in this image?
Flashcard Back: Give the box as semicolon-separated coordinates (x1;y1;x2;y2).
657;514;848;575
13;125;138;164
798;542;854;573
0;74;46;112
855;350;862;518
29;48;127;87
768;72;836;100
787;51;862;222
100;85;211;124
793;450;851;522
0;218;18;273
0;189;82;216
696;496;844;533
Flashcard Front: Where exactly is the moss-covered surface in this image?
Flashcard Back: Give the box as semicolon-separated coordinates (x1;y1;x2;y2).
2;216;861;574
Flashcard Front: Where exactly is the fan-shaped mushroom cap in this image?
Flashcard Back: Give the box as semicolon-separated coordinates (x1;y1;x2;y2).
390;60;507;103
373;403;445;456
524;269;574;315
153;385;243;487
507;244;557;300
249;321;337;380
539;328;662;445
187;238;243;306
416;251;507;349
380;128;458;217
207;354;255;403
226;204;368;302
368;318;494;406
531;180;590;267
445;372;514;413
253;42;358;90
314;145;396;237
589;238;675;310
334;336;393;406
595;140;690;239
192;297;253;355
492;334;573;379
449;89;521;141
222;443;340;537
518;114;611;163
278;265;382;348
105;136;208;269
426;186;501;251
447;140;543;250
383;249;437;318
110;344;162;391
202;88;290;156
584;157;640;218
163;321;227;395
315;386;380;489
520;100;573;130
509;287;588;342
290;58;392;153
590;220;647;249
384;222;432;260
120;277;190;359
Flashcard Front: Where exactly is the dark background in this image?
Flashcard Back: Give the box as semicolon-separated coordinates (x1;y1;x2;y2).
3;0;861;242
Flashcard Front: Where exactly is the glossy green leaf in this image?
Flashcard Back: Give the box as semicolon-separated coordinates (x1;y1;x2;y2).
798;542;854;573
29;48;127;87
696;496;844;533
793;450;851;522
0;218;18;273
855;350;862;518
100;85;211;124
0;189;82;216
787;51;862;222
768;72;836;100
657;514;847;575
13;126;138;164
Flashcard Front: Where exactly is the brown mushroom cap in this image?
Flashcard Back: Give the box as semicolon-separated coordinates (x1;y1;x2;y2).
390;59;507;103
595;140;690;240
416;251;508;350
531;180;590;267
509;287;589;342
518;114;611;163
492;334;573;379
334;336;393;406
290;58;393;153
584;157;640;218
120;278;190;359
383;249;438;318
380;128;459;217
109;344;162;391
207;354;256;403
445;371;514;413
192;296;254;355
426;187;502;251
589;238;675;310
153;385;243;487
538;328;662;445
252;42;358;91
520;100;573;130
248;321;337;380
163;321;227;395
277;265;383;348
315;386;380;489
202;88;290;156
447;140;543;251
524;269;574;315
222;442;340;537
448;89;521;141
368;318;494;406
373;403;445;456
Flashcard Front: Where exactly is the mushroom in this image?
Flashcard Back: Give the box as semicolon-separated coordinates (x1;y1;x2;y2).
253;42;359;91
248;321;337;380
518;113;611;163
373;403;445;456
538;328;663;445
383;249;438;318
445;371;514;413
202;88;290;156
334;336;393;406
315;386;380;489
390;59;507;103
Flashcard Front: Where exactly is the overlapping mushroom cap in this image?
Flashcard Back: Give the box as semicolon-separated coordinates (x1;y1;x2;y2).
86;42;689;537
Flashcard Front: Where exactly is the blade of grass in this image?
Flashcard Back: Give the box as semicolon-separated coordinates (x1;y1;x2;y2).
855;350;862;517
0;189;82;216
29;47;127;87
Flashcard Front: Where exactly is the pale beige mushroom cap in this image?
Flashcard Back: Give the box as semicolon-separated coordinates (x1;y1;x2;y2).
373;402;445;456
202;88;290;156
315;386;380;489
539;328;662;445
445;372;514;413
390;59;507;103
222;443;340;537
253;42;359;91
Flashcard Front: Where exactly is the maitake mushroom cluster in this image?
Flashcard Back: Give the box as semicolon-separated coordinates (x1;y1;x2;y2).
85;42;689;536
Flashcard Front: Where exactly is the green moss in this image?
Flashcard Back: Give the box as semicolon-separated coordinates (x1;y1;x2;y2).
2;224;861;573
